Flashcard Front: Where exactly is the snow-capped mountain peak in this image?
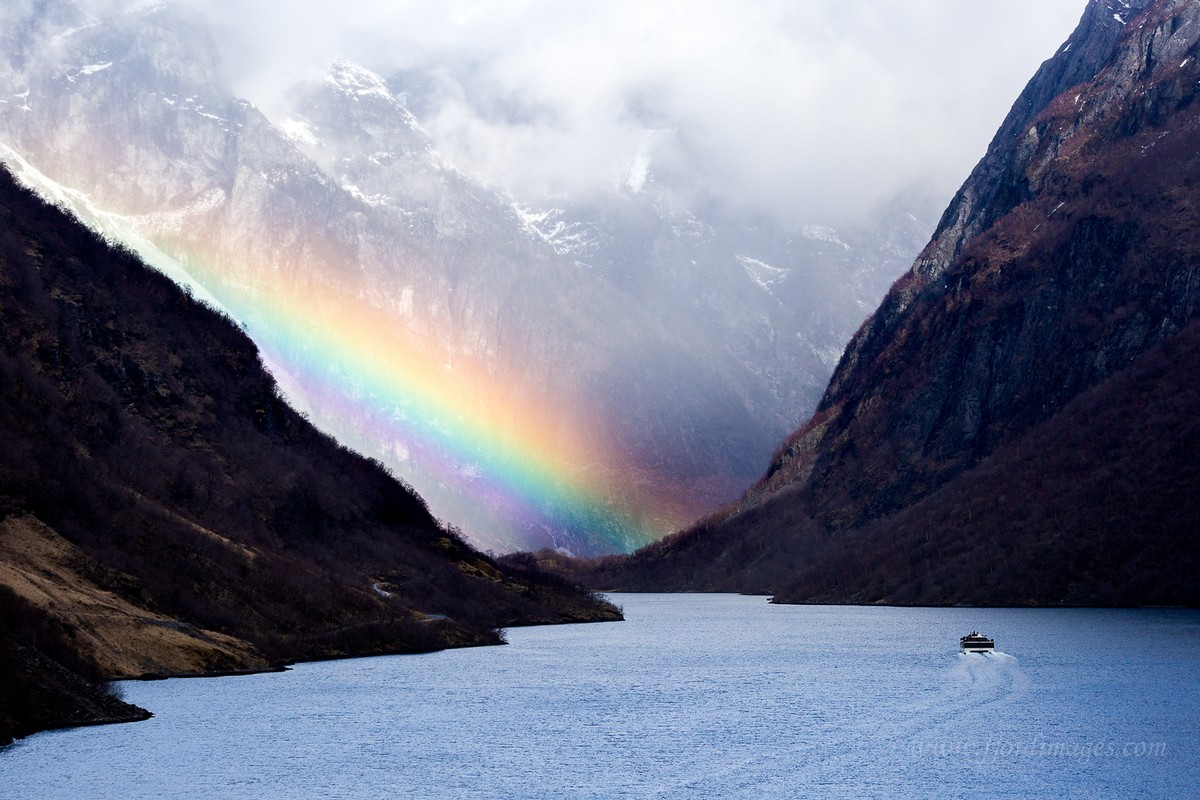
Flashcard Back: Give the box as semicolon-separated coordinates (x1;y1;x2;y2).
325;59;425;134
326;60;393;100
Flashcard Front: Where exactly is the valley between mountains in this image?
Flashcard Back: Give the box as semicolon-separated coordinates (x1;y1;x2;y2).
1;0;1197;748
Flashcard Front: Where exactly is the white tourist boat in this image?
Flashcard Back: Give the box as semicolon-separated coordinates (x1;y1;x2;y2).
960;631;995;653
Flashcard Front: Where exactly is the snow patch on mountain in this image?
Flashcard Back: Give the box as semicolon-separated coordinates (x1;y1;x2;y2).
623;149;650;194
153;93;238;128
512;202;599;259
620;130;673;195
800;225;850;250
1109;0;1132;24
2;90;32;113
343;182;392;208
67;62;113;82
280;116;318;146
737;255;790;293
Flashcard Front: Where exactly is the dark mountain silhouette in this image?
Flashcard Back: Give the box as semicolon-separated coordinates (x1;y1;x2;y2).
577;0;1200;604
0;167;618;744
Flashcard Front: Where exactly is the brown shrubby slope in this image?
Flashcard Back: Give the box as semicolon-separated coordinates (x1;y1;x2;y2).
0;166;618;744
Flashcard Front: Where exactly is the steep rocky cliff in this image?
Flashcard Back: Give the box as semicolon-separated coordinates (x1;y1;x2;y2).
598;0;1200;604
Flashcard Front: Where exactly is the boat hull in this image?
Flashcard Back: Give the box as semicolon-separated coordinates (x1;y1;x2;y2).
959;632;995;653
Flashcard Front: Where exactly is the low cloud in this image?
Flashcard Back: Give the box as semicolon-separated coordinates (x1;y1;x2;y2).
189;0;1084;225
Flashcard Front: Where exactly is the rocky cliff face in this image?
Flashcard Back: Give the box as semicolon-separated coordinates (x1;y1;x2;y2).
907;0;1155;285
779;0;1199;527
0;0;932;554
600;0;1200;604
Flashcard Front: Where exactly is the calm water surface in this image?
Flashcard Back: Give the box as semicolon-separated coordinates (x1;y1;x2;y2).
3;594;1198;798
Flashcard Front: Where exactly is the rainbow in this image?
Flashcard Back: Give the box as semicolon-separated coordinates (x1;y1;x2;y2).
223;271;693;553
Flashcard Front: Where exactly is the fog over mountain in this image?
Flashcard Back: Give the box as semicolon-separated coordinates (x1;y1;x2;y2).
0;1;1086;555
188;0;1083;226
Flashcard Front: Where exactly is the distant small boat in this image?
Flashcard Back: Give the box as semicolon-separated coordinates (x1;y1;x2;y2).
960;631;995;653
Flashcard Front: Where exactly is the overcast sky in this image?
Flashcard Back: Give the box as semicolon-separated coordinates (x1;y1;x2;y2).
189;0;1087;225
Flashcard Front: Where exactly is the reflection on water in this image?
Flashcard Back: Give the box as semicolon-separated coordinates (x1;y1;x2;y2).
3;595;1198;799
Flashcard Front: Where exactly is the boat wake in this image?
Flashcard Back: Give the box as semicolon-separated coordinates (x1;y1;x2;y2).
960;649;1016;661
949;649;1029;718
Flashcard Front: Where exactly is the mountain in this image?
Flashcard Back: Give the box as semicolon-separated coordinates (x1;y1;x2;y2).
0;166;618;745
588;0;1200;604
0;0;933;555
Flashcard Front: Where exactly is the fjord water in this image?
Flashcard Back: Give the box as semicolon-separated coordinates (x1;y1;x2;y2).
3;595;1197;798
